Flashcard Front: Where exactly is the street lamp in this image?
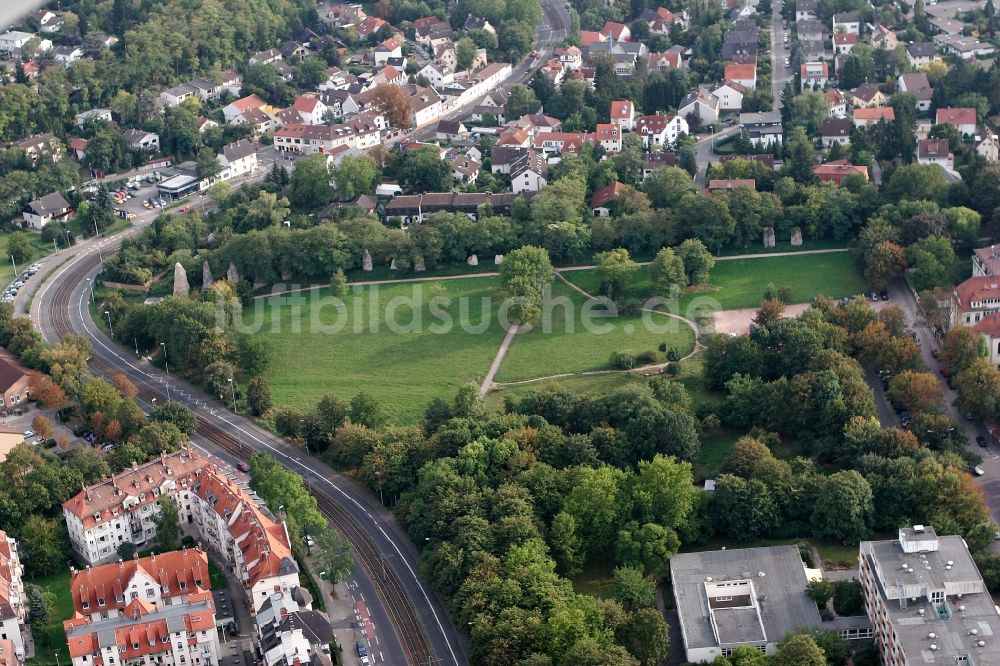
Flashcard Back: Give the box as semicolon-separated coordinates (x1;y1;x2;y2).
103;310;113;336
228;378;243;451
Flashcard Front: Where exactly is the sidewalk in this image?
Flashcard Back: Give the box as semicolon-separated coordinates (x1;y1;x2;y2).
307;555;363;666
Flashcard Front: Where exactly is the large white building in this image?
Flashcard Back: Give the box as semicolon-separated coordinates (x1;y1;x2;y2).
63;549;221;666
860;526;1000;666
0;532;25;662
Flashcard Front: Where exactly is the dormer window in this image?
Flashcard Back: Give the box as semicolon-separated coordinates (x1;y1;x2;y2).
115;594;124;603
132;643;139;650
162;586;169;593
179;582;186;590
82;601;90;609
195;579;202;587
97;598;106;606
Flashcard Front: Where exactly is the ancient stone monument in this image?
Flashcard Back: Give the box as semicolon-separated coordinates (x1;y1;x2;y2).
467;254;479;266
763;226;775;248
173;263;189;297
226;262;239;283
494;255;503;265
362;249;373;272
790;227;803;246
390;258;397;271
202;261;213;290
414;255;426;272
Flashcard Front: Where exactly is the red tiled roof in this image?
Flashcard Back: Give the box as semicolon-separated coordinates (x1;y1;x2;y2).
230;94;266;112
591;181;626;209
292;96;319;113
610;100;633;118
601;21;628;40
853;107;895;121
813;159;868;180
724;62;756;81
709;178;756;190
973;312;1000;337
956;276;1000;307
834;33;859;45
936;107;976;126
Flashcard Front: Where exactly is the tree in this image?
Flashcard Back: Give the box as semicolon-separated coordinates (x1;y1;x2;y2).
117;542;137;559
955;358;1000;420
676;239;715;285
677;193;735;252
195;147;221;181
549;511;584;576
20;515;67;575
289;154;333;210
247;376;272;416
314;528;354;582
618;608;670;666
398;146;453;193
26;584;54;634
235;335;274;377
504;84;539;120
887;371;943;413
885;164;950;204
789;91;830;134
349;392;385;428
595;248;639;301
31;415;52;440
941;326;981;374
782;127;817;184
153;499;181;552
8;233;33;265
774;634;826;666
812;470;873;543
712;474;777;539
908;235;957;291
331;155;379;201
151;401;197;435
649;247;686;299
456;36;478;71
864;241;907;290
498;246;554;326
371;84;414;128
612;565;655;611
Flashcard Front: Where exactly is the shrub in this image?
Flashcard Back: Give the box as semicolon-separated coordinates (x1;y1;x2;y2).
635;350;659;365
658;342;668;352
666;346;680;361
620;298;642;316
610;351;637;370
832;580;864;616
665;362;680;376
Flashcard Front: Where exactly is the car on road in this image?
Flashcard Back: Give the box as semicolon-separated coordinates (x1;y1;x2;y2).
977;436;988;447
33;436;45;445
102;443;116;452
22;430;33;438
236;461;251;473
784;58;790;67
356;641;368;658
179;205;190;213
973;465;985;476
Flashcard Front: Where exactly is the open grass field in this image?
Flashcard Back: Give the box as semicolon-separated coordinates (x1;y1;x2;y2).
495;279;696;382
0;230;56;285
249;277;509;424
27;569;73;666
563;251;866;313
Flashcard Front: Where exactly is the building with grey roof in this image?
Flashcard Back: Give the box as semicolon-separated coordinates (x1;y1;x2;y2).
671;545;829;662
860;525;1000;666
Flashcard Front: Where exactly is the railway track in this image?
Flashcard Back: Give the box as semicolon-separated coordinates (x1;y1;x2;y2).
43;247;436;666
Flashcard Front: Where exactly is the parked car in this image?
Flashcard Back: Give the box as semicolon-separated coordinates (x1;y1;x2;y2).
973;465;985;476
977;436;988;447
22;430;33;438
356;641;368;658
101;443;116;452
33;436;45;445
236;461;251;473
880;291;889;300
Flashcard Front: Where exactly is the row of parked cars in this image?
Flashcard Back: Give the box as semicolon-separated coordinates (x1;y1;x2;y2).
82;430;116;452
2;263;42;304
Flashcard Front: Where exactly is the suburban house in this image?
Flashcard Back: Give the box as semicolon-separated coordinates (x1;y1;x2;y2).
797;19;824;42
906;42;939;68
13;132;63;164
898;73;932;112
820;117;852;147
813;159;868;184
75;108;112;127
592;123;622;152
0;31;51;56
635;114;689;148
849;84;886;108
290;95;328;125
679;89;720;126
710;81;745;111
936;107;977;137
273;124;359;155
510;150;548;193
0;351;35;411
385;192;532;224
34;9;63;32
463;15;496;34
870;24;898;50
800;61;829;90
418;62;454;87
796;0;817;21
216;139;258;181
600;21;630;41
977;127;1000;163
832;11;861;34
739;111;783;146
223;94;268;124
852;106;895;128
448;155;481;183
409;86;443;127
435;120;468;141
22;192;73;230
935;33;995;59
590;181;627;216
834;32;858;54
54;45;84;66
917;139;953;170
647;51;683;70
122;128;159;152
610;100;636;131
825;90;850;117
708;179;755;193
642;152;678;179
373;36;402;66
723;61;756;89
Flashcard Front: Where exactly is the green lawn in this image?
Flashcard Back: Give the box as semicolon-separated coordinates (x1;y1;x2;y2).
485;373;651;413
696;430;741;480
572;561;618;600
495;279;696;382
27;569;73;666
0;230;56;284
562;251;866;314
251;277;509;424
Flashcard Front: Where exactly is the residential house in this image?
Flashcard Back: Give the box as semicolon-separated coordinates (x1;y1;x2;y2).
419;62;454;88
434;43;458;70
813;159;868;183
800;38;826;60
540;59;565;86
249;48;282;66
385;192;531;224
642;152;678;179
739;111;783;146
355;16;388;39
291;95;328;125
532;131;592;155
800;61;829;90
860;527;1000;666
708;179;755;192
510;150;548;193
825;90;849;117
723;61;757;89
555;46;583;70
635;114;689;148
832;11;861;35
0;531;24;662
936;107;977;137
223;94;268;124
22;192;72;230
34;9;63;33
956;274;1000;324
13;132;62;164
820;117;852;147
0;31;51;56
647;51;684;71
710;81;745;111
75;108;113;127
600;21;630;41
409;86;443;127
54;45;84;67
159;83;198;107
849;84;886;108
0;351;34;414
436;120;468;141
592;123;622;152
122;129;159;152
374;36;403;66
852;106;895;127
327;3;366;27
67;138;88;161
977;127;1000;163
834;33;859;54
679;89;720;126
796;0;818;21
448;155;481;183
641;6;688;33
512;114;561;137
934;33;995;60
898;73;932;112
274;124;355;155
906;42;939;68
279;40;309;60
216;139;258;180
196;117;219;134
917;138;953;170
610;100;636;130
797;19;824;42
463;15;496;34
722;25;760;60
590;181;627;216
870;24;898;50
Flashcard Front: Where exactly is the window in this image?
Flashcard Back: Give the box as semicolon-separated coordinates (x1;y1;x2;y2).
82;601;90;609
98;598;106;606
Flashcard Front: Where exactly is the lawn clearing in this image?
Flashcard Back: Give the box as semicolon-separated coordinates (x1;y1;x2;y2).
250;277;508;424
572;560;617;600
562;251;865;313
495;279;696;382
486;373;650;412
696;430;741;480
27;569;73;666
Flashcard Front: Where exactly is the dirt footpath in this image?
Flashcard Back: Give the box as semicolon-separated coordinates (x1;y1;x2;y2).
711;303;810;335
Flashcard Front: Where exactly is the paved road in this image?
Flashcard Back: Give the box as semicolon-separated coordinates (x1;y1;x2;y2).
770;0;792;110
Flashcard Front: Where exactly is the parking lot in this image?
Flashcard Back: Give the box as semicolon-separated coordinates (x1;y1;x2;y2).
1;262;43;305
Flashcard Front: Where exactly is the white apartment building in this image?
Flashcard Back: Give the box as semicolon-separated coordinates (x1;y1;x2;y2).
0;533;24;662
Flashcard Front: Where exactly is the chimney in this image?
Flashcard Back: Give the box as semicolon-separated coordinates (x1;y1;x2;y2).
132;461;138;471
